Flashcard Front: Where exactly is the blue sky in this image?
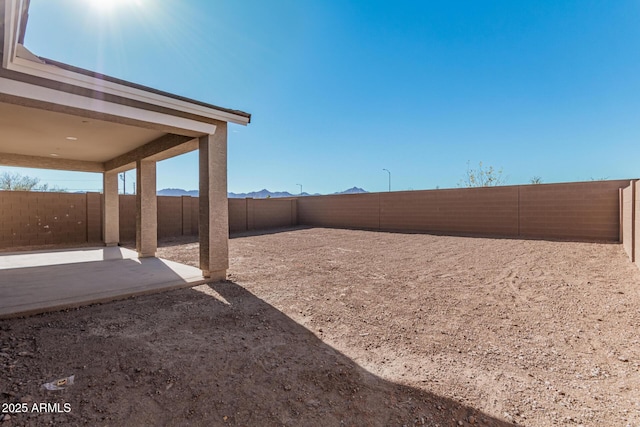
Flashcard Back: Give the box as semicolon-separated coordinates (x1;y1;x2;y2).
4;0;639;194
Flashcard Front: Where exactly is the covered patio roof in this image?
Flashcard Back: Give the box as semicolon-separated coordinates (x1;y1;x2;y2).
0;0;250;307
0;0;250;174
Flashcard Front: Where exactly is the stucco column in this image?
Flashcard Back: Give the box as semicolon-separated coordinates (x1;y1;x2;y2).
136;159;157;257
103;170;120;246
199;123;229;280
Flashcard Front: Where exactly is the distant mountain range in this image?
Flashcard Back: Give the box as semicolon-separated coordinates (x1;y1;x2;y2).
157;188;199;197
157;186;368;198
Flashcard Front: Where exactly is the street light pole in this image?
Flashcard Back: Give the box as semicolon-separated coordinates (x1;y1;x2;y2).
382;169;391;192
296;183;302;196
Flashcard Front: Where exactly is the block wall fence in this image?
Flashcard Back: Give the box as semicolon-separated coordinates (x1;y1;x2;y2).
0;191;102;248
117;196;297;242
620;179;639;267
0;194;297;249
0;180;638;263
297;180;631;241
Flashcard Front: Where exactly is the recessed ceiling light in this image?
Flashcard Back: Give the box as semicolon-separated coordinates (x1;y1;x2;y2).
65;136;78;141
50;153;59;157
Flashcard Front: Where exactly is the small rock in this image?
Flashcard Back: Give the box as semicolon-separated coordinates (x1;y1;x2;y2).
2;414;11;421
468;415;476;424
618;356;629;362
458;421;464;426
283;384;292;391
306;399;320;408
20;395;33;403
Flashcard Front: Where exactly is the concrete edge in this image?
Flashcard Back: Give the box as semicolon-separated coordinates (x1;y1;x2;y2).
0;276;218;320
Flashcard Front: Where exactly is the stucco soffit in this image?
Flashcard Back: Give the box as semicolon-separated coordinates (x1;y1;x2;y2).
104;134;197;172
0;152;104;172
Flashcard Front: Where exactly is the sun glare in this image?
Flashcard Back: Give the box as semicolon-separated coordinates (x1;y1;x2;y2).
86;0;143;12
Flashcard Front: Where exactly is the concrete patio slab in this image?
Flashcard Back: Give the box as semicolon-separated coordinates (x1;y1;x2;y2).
0;247;210;319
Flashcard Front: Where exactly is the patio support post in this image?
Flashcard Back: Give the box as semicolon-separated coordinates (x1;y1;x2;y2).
199;123;229;280
136;159;157;257
103;170;120;246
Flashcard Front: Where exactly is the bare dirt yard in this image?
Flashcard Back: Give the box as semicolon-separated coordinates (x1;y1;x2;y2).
2;227;640;426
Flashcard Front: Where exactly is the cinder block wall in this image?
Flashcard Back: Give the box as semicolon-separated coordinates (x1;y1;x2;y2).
157;196;183;238
519;180;629;241
228;199;247;233
228;198;297;233
189;197;199;235
296;194;380;229
298;180;632;242
252;198;297;230
0;191;90;248
119;195;136;242
122;196;297;240
0;179;635;249
380;186;519;236
0;193;299;248
86;192;102;243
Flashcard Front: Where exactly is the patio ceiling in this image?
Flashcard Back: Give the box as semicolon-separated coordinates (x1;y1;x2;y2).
0;101;166;163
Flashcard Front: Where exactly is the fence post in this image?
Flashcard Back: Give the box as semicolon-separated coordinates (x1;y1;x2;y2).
632;181;637;263
619;188;624;243
632;180;640;268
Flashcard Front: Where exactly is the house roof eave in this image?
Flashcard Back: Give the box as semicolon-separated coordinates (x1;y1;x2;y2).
1;0;251;128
